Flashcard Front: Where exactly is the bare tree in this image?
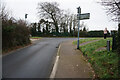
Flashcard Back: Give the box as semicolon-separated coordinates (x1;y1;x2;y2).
100;0;120;54
37;2;62;33
64;10;71;33
73;14;77;32
0;3;9;21
100;0;120;22
80;22;87;31
60;10;72;33
60;14;68;33
69;14;73;34
38;23;41;32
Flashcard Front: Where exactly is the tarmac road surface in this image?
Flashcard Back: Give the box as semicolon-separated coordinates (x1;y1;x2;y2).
3;38;78;78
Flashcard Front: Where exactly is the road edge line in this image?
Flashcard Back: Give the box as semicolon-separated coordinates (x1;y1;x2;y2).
50;44;61;78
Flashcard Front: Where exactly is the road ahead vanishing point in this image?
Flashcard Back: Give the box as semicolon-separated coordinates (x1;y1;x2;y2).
3;38;77;78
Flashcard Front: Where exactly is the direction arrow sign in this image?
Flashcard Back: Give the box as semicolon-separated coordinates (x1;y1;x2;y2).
77;13;90;20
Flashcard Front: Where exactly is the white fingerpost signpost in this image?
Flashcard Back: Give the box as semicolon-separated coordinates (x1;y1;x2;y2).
77;6;90;49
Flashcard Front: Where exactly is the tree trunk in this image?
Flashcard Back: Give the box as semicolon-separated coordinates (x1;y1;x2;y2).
38;23;41;32
118;23;120;54
70;21;72;34
46;24;49;33
33;23;37;32
54;22;59;33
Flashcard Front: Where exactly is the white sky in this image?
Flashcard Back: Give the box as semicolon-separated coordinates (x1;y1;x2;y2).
3;0;118;31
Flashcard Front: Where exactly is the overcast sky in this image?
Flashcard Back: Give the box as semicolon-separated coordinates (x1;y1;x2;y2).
3;0;118;31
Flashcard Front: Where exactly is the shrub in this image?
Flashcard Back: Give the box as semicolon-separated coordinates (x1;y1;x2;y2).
79;31;87;37
117;23;120;54
87;31;104;37
87;30;110;37
2;19;30;51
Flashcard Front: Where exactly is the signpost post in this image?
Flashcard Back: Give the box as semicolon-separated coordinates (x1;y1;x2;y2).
77;6;90;49
77;7;81;49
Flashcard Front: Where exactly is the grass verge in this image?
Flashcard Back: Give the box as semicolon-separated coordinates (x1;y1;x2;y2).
31;37;42;39
73;38;101;45
73;38;119;78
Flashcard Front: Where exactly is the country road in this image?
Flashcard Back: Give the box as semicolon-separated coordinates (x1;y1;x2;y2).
3;38;78;78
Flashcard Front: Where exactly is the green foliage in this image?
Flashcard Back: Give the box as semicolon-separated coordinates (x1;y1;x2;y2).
94;51;119;78
111;31;118;51
73;30;110;37
2;19;30;51
73;38;100;45
79;31;88;37
83;27;87;31
117;23;120;77
31;37;42;39
79;38;119;78
117;23;120;54
51;32;72;37
88;30;111;37
87;31;104;37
